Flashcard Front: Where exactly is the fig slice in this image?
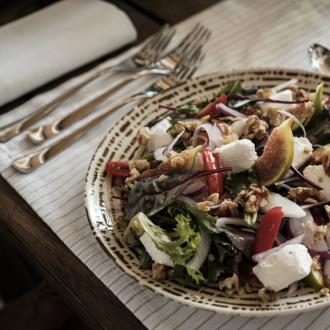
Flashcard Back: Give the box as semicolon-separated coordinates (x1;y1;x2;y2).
255;118;294;186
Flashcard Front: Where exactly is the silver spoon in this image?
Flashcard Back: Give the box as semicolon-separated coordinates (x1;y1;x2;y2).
308;43;330;75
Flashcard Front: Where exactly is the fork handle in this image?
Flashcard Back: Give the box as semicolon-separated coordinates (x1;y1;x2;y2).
0;71;106;143
12;93;148;173
27;68;162;144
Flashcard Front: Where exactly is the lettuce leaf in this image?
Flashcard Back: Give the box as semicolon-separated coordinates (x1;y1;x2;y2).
128;212;204;284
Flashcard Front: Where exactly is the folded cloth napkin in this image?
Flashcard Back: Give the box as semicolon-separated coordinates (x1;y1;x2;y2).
0;0;137;107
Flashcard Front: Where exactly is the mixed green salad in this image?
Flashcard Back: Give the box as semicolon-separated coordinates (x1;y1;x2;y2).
107;79;330;301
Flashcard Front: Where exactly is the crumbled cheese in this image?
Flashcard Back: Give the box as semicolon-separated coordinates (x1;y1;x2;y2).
253;244;312;292
292;137;313;168
214;139;258;173
303;165;330;199
147;117;173;151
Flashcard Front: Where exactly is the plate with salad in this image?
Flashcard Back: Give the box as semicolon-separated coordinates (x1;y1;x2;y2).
85;68;330;316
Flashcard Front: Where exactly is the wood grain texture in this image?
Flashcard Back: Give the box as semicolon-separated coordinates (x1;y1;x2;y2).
0;176;145;330
0;1;219;329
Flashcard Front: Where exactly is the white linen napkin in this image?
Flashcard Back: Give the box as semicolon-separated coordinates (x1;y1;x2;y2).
0;0;137;107
0;0;330;329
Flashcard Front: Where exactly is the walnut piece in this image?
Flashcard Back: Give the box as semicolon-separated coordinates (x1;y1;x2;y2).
207;193;220;205
217;199;239;217
196;201;214;212
312;146;330;177
257;288;278;303
137;127;150;146
320;288;330;296
311;256;322;271
125;168;140;184
288;187;327;204
128;159;150;172
152;263;169;281
175;115;210;133
242;115;269;141
218;123;238;144
313;225;327;242
234;184;270;213
266;107;287;127
219;273;239;293
256;88;273;99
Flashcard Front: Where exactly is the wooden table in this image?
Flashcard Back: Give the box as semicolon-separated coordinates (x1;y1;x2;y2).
0;1;218;329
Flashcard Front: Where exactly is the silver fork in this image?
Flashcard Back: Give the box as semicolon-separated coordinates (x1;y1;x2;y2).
0;25;175;143
27;24;211;145
12;49;205;173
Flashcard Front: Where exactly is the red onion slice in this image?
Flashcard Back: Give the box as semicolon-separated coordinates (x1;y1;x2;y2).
216;217;258;229
154;130;184;161
290;165;323;190
182;180;207;196
271;79;298;93
301;200;330;210
191;123;223;150
176;195;197;207
289;210;330;259
216;103;247;118
252;235;305;263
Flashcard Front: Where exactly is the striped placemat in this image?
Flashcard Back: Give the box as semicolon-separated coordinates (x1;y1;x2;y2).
1;0;330;329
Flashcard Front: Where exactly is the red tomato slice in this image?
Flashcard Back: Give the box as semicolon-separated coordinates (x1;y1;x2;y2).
106;161;130;177
253;207;283;255
201;150;223;195
196;95;227;119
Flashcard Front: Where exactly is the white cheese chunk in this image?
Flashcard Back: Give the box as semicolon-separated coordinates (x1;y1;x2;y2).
303;165;330;199
147;117;173;151
253;244;312;292
140;233;174;267
214;139;258;173
292;137;313;169
262;192;306;218
259;89;293;112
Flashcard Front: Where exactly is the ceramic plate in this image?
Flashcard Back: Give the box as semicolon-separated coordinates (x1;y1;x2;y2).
85;68;330;316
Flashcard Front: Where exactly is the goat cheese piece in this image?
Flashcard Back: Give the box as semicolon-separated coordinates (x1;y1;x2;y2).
140;233;173;267
253;244;312;292
292;137;313;168
303;165;330;199
147;117;173;151
214;139;257;173
259;89;293;112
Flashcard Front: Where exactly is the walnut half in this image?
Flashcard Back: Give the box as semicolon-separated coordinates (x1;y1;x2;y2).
234;184;270;213
288;187;327;204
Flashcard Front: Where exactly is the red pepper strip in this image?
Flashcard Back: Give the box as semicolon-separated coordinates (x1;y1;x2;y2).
253;207;284;255
106;161;130;177
201;150;223;195
196;95;227;119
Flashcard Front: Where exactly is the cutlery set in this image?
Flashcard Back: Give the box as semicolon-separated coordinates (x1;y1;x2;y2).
1;24;211;173
2;23;330;174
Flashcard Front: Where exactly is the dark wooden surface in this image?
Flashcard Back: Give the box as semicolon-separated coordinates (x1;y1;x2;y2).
0;1;218;329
